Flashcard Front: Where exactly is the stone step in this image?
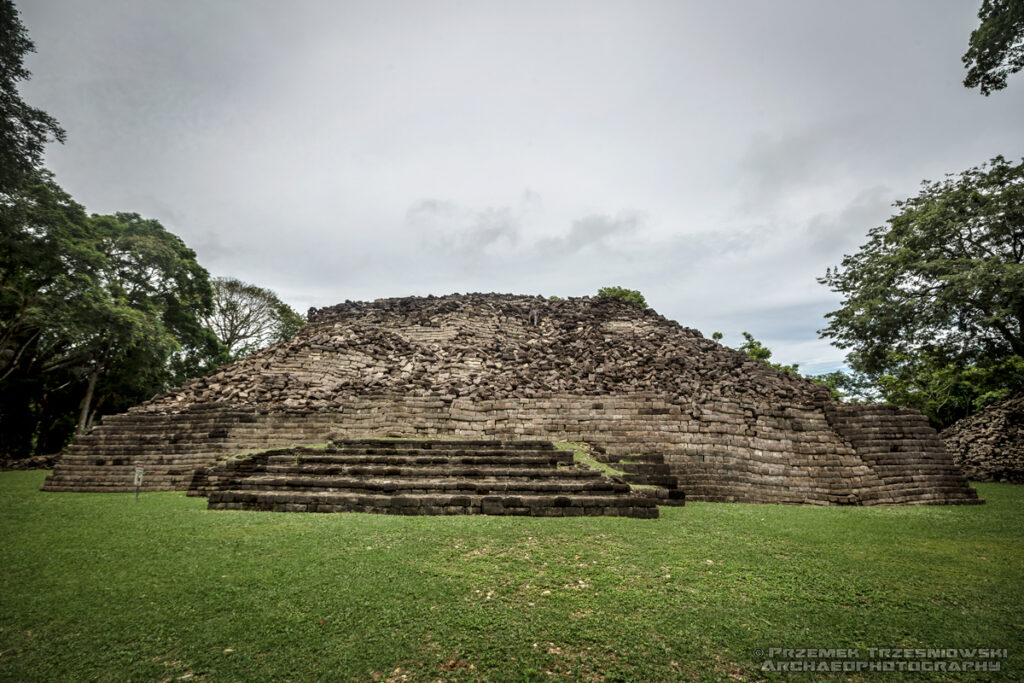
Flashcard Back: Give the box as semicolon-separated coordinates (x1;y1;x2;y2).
633;488;687;506
190;439;662;516
204;475;630;496
273;448;571;460
331;439;557;451
206;490;658;517
54;456;219;466
253;464;596;479
621;473;679;488
616;462;672;475
40;484;185;493
598;452;666;465
274;453;571;467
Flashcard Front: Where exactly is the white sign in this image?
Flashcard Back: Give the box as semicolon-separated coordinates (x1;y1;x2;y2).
134;465;144;488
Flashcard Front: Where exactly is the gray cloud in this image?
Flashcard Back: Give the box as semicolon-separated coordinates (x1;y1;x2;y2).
406;193;536;258
805;185;894;255
739;119;869;203
536;211;644;254
15;0;1024;373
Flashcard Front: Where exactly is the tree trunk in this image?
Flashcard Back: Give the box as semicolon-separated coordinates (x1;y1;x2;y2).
76;368;99;435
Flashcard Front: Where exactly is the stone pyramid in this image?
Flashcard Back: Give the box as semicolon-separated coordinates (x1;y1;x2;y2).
43;293;981;505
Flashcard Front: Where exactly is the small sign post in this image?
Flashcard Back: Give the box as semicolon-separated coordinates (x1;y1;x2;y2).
134;464;144;502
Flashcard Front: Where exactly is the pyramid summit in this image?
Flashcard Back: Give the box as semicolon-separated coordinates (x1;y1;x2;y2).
44;293;981;506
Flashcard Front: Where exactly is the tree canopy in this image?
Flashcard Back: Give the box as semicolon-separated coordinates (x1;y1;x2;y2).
0;0;65;192
0;187;226;455
819;156;1024;426
596;286;647;309
70;212;222;432
204;277;305;358
963;0;1024;95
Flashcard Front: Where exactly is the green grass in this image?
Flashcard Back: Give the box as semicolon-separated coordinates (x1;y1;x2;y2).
555;441;655;489
1;472;1021;682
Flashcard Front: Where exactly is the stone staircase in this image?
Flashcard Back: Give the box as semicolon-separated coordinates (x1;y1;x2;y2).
188;439;660;517
592;448;687;506
826;404;983;505
40;406;335;492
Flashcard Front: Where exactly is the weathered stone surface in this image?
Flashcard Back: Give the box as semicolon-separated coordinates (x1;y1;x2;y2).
42;293;981;505
1;454;59;471
941;390;1024;483
191;439;659;518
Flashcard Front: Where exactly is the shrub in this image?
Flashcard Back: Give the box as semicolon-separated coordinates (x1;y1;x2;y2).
596;286;647;309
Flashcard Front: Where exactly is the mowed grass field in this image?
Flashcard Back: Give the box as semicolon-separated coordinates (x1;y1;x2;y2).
1;472;1021;682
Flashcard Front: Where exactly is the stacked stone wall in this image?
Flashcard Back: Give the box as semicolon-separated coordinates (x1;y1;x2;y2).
42;294;982;504
44;393;980;505
940;390;1024;483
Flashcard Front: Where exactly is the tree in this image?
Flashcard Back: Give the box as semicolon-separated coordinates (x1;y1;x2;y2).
0;203;224;456
963;0;1024;95
0;0;65;192
0;6;229;456
819;156;1024;426
203;277;304;358
0;171;98;457
0;170;100;384
596;286;647;309
69;212;221;433
737;331;800;374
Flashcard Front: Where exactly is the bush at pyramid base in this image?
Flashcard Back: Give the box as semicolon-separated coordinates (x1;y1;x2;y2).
43;294;981;505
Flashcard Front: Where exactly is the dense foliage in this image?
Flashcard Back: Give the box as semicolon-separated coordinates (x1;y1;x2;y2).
596;286;647;309
963;0;1024;95
0;176;227;456
0;0;64;193
819;156;1024;427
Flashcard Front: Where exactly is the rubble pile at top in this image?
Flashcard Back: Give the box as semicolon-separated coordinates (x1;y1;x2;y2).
137;293;829;414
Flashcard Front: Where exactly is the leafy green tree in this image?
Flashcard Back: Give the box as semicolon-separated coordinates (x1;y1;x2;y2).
596;286;647;309
0;170;99;383
963;0;1024;95
868;351;1023;426
819;156;1024;427
0;7;228;457
68;213;221;433
0;200;225;455
737;331;800;374
0;0;65;193
204;277;304;359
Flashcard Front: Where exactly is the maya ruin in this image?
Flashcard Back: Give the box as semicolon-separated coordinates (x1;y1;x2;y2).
43;293;982;510
941;389;1024;484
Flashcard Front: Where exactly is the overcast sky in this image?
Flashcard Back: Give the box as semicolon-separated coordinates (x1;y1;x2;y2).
17;0;1024;373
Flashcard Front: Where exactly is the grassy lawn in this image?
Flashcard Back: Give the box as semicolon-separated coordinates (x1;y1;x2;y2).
1;472;1021;682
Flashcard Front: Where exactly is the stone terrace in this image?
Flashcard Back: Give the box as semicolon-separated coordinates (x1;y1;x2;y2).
44;293;983;506
188;439;660;518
